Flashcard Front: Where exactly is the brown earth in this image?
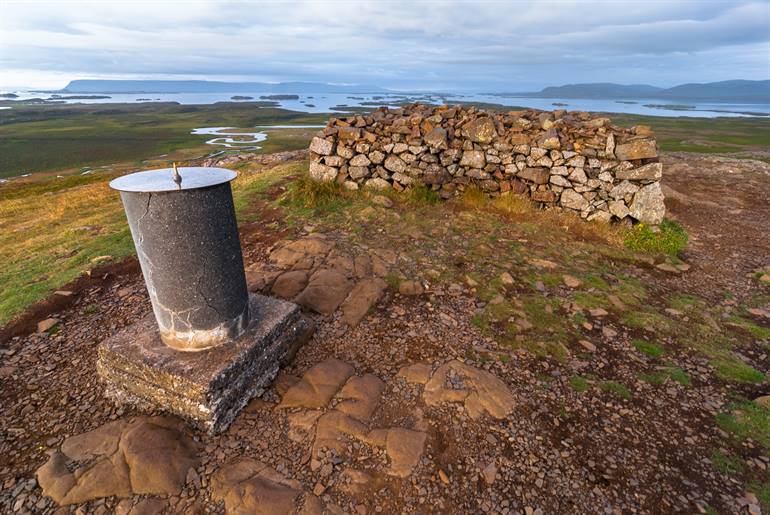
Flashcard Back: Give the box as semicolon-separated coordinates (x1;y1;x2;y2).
1;152;768;514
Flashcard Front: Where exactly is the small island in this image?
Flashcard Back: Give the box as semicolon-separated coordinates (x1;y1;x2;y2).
259;94;300;100
49;94;112;100
230;95;254;100
0;93;19;99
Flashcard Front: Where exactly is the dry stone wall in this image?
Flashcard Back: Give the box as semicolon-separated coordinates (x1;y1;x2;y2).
308;103;666;224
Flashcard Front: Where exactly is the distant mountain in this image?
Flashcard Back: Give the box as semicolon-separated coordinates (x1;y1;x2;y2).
505;80;769;103
518;83;664;99
60;80;388;94
658;80;770;102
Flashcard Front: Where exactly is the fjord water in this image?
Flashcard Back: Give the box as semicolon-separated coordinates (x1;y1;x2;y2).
2;90;769;118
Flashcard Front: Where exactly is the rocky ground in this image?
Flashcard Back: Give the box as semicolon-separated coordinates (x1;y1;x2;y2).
1;152;768;514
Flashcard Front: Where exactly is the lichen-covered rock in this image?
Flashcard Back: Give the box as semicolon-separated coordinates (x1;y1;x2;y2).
383;154;406;173
614;138;658;161
518;167;549;184
629;182;666;224
615;161;662;181
424;127;448;149
308;161;337;182
309;137;333;156
459;150;486;169
560;189;589;211
464;117;497;144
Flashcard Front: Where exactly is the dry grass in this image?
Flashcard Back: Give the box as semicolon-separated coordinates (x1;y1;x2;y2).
455;186;626;247
0;161;299;325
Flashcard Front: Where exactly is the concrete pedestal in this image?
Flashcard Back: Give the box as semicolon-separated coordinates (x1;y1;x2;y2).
97;294;313;434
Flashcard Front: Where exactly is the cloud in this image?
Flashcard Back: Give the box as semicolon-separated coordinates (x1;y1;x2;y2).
0;0;768;89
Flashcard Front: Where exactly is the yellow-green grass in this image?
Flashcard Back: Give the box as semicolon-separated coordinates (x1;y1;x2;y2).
0;160;300;325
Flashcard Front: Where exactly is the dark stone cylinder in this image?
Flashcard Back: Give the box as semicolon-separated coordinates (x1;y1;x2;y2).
110;167;249;351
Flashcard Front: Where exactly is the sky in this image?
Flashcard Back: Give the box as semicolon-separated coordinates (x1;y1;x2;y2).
1;0;769;91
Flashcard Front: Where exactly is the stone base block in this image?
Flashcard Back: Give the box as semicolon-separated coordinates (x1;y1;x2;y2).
97;294;314;434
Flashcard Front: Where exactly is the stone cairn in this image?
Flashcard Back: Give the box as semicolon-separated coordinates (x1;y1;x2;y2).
308;103;666;224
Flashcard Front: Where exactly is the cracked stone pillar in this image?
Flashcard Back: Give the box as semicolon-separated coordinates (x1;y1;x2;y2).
100;166;314;433
110;167;249;351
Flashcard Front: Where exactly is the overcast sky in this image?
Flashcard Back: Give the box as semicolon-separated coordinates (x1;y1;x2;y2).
1;0;768;90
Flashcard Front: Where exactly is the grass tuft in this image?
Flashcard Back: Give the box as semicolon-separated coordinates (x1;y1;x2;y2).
279;172;349;212
715;401;770;449
632;338;664;358
599;380;632;400
569;376;589;393
712;358;765;384
710;450;744;476
404;183;440;205
624;219;688;256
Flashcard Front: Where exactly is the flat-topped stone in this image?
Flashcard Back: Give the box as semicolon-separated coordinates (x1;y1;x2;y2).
97;294;314;434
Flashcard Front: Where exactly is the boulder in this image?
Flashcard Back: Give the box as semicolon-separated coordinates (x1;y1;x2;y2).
608;200;630;219
309;161;338;182
560;189;589;211
424;127;448;149
615;162;663;181
538;128;560;150
464;117;497;144
368;150;386;164
309;137;333;156
349;154;371;167
629;182;666;224
614;138;658;161
459;150;486;169
365;178;391;190
517;167;550;184
383;155;407;173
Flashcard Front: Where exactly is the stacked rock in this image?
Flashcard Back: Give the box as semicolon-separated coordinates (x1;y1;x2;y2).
308;103;665;224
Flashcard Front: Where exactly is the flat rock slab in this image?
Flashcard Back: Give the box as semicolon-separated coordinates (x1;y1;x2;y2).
212;458;326;515
98;294;314;434
36;416;199;506
420;360;516;420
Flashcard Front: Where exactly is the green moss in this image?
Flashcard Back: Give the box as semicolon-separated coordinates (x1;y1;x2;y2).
572;292;607;310
569;376;589;393
754;483;770;512
624;219;688;256
667;293;702;312
715;401;770;449
632;339;664;358
728;316;770;339
621;310;672;332
599;380;632;400
710;450;744;476
712;358;766;384
583;274;610;291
